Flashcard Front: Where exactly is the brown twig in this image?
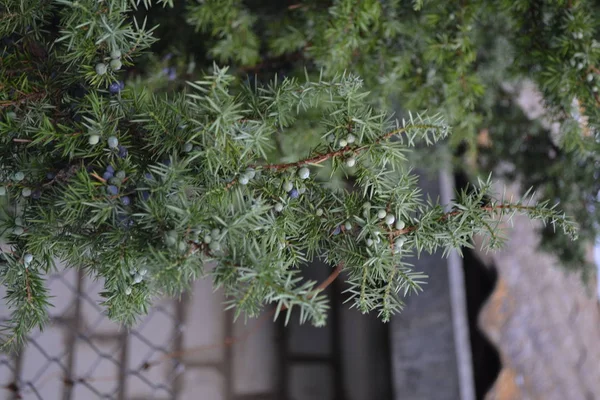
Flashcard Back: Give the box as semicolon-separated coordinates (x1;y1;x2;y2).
255;124;435;172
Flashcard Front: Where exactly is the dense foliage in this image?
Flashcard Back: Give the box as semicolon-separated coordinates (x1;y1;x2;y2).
0;0;582;350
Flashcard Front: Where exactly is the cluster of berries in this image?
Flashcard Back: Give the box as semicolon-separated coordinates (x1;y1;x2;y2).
273;167;310;212
95;49;123;76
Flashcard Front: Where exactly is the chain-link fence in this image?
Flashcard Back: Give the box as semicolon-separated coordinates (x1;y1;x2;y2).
1;261;393;400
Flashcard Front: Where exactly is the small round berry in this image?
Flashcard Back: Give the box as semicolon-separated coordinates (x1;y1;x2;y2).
15;217;22;226
316;208;324;216
23;253;33;264
106;165;115;174
209;241;221;251
110;59;122;71
141;191;150;201
134;274;143;284
339;139;348;148
239;175;249;185
377;209;387;219
95;63;107;75
395;220;406;230
347;134;356;144
178;241;187;252
109;177;121;185
0;186;6;196
88;134;100;145
139;268;148;276
283;181;293;192
245;168;256;179
394;237;406;249
203;235;212;244
297;186;306;194
22;188;32;197
13;172;25;181
46;172;55;180
274;203;284;212
125;287;132;295
344;221;352;230
345;157;356;168
289;189;299;199
107;136;119;149
13;226;24;235
166;235;177;247
209;228;220;238
327;134;335;143
363;202;371;209
298;167;310;180
110;49;122;59
103;171;114;180
109;82;121;94
121;196;131;206
107;185;119;195
332;226;341;235
116;170;126;179
6;111;16;120
587;73;594;82
183;142;193;152
366;238;374;247
118;145;128;158
385;213;396;225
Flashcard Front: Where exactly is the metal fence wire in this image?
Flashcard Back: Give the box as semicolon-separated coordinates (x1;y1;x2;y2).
1;261;393;400
1;268;185;400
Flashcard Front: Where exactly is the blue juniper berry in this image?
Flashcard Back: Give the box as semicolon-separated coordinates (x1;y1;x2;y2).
107;185;118;195
332;226;341;235
103;171;114;180
118;145;128;158
109;82;121;94
289;188;299;199
121;196;131;206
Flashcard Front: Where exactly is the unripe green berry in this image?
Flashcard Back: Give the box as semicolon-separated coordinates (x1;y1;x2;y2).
13;226;24;235
88;134;100;145
178;241;187;252
345;157;356;168
0;186;6;196
183;142;193;152
203;235;212;244
298;167;310;180
15;217;22;226
394;237;406;249
209;241;221;251
377;209;386;219
22;188;32;197
283;181;294;192
298;186;306;194
385;213;396;225
327;134;335;143
23;254;33;264
395;220;406;230
110;59;122;71
366;238;374;247
239;175;249;185
116;171;126;179
363;202;371;209
6;111;16;120
316;208;324;216
13;172;25;181
347;134;356;143
107;136;119;149
125;287;132;295
211;228;221;238
339;139;348;148
274;203;284;212
110;49;122;59
95;63;107;75
344;221;352;230
245;168;256;179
